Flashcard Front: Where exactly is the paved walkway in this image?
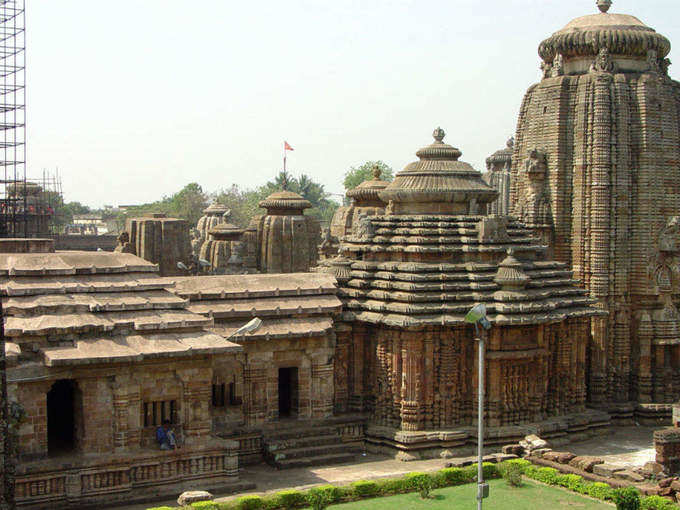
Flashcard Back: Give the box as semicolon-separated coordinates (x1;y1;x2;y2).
569;425;657;468
116;425;660;509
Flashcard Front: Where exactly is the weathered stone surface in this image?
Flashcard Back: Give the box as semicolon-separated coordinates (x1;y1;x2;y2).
613;470;646;483
510;2;680;408
592;463;625;477
243;190;320;274
501;444;524;456
177;491;213;506
569;456;604;473
543;451;576;464
484;138;513;216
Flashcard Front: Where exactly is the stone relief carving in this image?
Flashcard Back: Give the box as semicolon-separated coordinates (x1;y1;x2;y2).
354;214;375;239
551;54;564;77
113;231;134;254
648;217;680;294
590;47;616;74
523;148;547;180
541;61;553;80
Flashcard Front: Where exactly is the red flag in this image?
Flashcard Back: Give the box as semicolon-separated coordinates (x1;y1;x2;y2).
284;141;294;151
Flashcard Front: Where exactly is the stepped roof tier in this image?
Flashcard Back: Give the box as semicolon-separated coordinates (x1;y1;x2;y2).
169;273;341;341
0;251;241;367
337;130;604;328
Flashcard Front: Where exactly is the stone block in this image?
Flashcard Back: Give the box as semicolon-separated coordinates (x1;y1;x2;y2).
613;470;645;483
569;456;604;473
592;463;625;477
659;477;676;488
502;444;524;455
659;487;674;497
670;480;680;492
177;490;214;506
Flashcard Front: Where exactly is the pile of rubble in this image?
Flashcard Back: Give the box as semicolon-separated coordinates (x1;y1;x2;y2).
502;434;679;503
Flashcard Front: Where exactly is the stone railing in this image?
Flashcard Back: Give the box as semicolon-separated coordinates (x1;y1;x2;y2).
16;442;239;509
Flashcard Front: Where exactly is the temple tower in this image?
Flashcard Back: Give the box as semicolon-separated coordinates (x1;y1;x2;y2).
510;0;680;413
484;138;513;216
243;190;320;273
333;128;603;449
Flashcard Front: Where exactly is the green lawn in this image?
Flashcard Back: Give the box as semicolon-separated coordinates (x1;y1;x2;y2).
329;479;613;509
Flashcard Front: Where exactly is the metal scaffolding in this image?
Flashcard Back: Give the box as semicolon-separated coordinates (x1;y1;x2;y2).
0;0;31;238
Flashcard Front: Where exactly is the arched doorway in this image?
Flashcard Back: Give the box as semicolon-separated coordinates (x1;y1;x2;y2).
47;379;79;455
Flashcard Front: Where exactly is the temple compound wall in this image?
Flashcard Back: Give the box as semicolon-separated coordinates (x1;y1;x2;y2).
509;3;680;418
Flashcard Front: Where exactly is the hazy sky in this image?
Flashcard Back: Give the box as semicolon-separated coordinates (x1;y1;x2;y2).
26;0;680;208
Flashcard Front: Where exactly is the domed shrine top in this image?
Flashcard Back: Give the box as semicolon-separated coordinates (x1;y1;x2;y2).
378;128;497;215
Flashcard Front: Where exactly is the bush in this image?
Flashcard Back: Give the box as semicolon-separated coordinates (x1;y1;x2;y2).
273;489;306;509
555;474;584;492
147;507;175;510
505;458;531;471
191;503;219;510
404;472;433;499
463;462;499;482
438;467;471;486
641;495;677;510
375;478;408;495
612;487;641;510
586;482;614;501
306;486;340;510
534;467;559;485
350;480;379;498
236;495;264;510
500;460;523;487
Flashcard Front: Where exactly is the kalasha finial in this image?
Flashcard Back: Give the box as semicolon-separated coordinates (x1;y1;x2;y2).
372;164;382;179
597;0;612;13
433;127;445;142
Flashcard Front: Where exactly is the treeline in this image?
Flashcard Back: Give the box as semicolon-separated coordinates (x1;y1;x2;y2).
56;161;394;233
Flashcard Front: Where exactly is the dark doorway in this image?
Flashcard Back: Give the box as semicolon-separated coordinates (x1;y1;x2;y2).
278;367;299;417
47;379;78;455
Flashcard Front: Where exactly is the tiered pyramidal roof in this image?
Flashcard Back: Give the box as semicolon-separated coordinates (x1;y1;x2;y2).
334;129;604;327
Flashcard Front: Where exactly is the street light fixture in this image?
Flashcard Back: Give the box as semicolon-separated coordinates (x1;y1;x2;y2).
226;317;263;340
465;303;492;510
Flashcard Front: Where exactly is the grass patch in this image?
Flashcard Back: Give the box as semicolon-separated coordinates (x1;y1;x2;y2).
328;478;614;509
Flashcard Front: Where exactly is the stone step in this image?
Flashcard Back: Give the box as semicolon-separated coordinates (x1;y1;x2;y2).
265;425;338;441
265;433;341;450
269;442;353;461
274;452;355;470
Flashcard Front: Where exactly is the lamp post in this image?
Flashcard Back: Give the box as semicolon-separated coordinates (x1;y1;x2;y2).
465;303;492;510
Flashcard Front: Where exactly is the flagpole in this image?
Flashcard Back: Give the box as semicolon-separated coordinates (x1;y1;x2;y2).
283;142;286;173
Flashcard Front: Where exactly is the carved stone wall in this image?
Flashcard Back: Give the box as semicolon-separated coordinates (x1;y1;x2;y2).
336;319;589;432
510;6;680;410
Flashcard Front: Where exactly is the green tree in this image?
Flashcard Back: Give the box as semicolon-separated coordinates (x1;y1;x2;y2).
343;160;394;191
254;171;339;226
117;182;208;228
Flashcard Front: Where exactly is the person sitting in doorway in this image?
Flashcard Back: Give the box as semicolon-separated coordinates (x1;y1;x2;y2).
156;419;177;450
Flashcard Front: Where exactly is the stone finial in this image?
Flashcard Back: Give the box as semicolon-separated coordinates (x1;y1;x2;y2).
433;127;445;143
372;164;382;179
597;0;612;13
506;137;514;149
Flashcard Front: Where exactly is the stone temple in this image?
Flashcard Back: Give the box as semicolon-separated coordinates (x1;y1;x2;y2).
510;0;680;417
1;127;607;508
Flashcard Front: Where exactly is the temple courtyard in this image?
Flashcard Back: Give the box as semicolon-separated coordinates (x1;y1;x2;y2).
118;426;657;510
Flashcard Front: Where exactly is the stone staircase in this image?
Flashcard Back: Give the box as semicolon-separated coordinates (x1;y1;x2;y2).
264;424;358;469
